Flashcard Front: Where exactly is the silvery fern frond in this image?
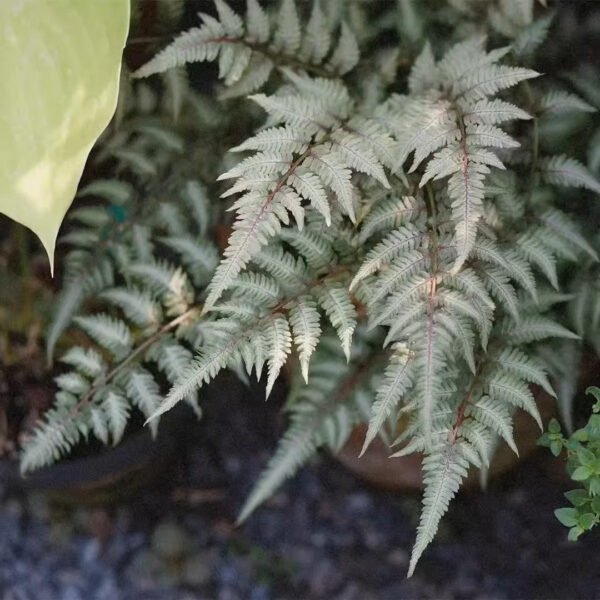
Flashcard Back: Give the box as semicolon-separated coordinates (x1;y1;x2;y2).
539;155;600;195
361;344;415;454
133;0;360;96
539;90;596;116
381;39;536;272
23;85;222;473
238;330;377;523
153;217;359;417
28;0;600;579
288;296;322;382
408;442;470;576
205;73;393;310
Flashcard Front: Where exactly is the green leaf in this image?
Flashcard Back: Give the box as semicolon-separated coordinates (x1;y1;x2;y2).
579;512;596;530
589;415;600;432
565;489;590;507
572;428;590;443
578;447;596;467
587;386;600;404
555;507;579;527
550;439;563;457
566;440;583;453
589;477;600;496
538;432;551;447
0;1;129;267
568;526;583;541
548;418;561;434
572;466;592;481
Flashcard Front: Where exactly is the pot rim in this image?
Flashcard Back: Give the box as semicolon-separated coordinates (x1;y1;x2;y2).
0;404;189;492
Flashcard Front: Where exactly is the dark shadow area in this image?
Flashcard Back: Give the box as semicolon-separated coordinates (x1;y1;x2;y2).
2;373;600;599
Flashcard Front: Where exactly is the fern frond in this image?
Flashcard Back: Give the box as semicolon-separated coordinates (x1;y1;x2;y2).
361;346;414;455
382;40;536;272
351;225;424;289
503;316;579;344
408;442;470;576
134;0;360;96
265;315;292;397
238;415;316;523
73;315;133;360
470;396;518;455
21;407;83;473
316;283;357;360
539;90;596;115
28;80;223;472
289;297;322;382
493;347;555;397
100;389;130;446
122;369;163;437
59;347;105;378
100;287;163;330
539;155;600;195
487;374;541;428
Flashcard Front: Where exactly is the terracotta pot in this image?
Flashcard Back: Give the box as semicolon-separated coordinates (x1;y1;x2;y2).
335;386;559;491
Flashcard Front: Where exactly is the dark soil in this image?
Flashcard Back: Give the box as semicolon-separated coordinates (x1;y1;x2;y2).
1;374;600;600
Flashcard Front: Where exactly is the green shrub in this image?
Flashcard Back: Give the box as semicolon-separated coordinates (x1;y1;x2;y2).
540;387;600;541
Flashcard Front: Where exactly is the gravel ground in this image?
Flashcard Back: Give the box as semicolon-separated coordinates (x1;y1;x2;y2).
1;376;600;600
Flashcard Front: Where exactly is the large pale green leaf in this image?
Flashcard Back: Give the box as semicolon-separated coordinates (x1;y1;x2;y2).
0;0;130;268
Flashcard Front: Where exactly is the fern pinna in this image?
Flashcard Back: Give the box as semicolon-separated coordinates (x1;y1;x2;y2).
29;0;600;576
21;83;221;472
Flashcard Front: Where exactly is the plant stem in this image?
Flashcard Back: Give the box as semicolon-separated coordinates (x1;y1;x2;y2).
66;305;201;420
425;182;438;273
199;36;337;79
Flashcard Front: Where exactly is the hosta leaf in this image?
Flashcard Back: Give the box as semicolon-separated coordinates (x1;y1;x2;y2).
0;1;129;266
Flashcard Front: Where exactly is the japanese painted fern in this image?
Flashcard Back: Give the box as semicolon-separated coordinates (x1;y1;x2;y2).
22;83;221;472
27;0;600;578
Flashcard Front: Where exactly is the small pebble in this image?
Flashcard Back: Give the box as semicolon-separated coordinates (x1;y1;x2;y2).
151;520;191;560
181;552;213;588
